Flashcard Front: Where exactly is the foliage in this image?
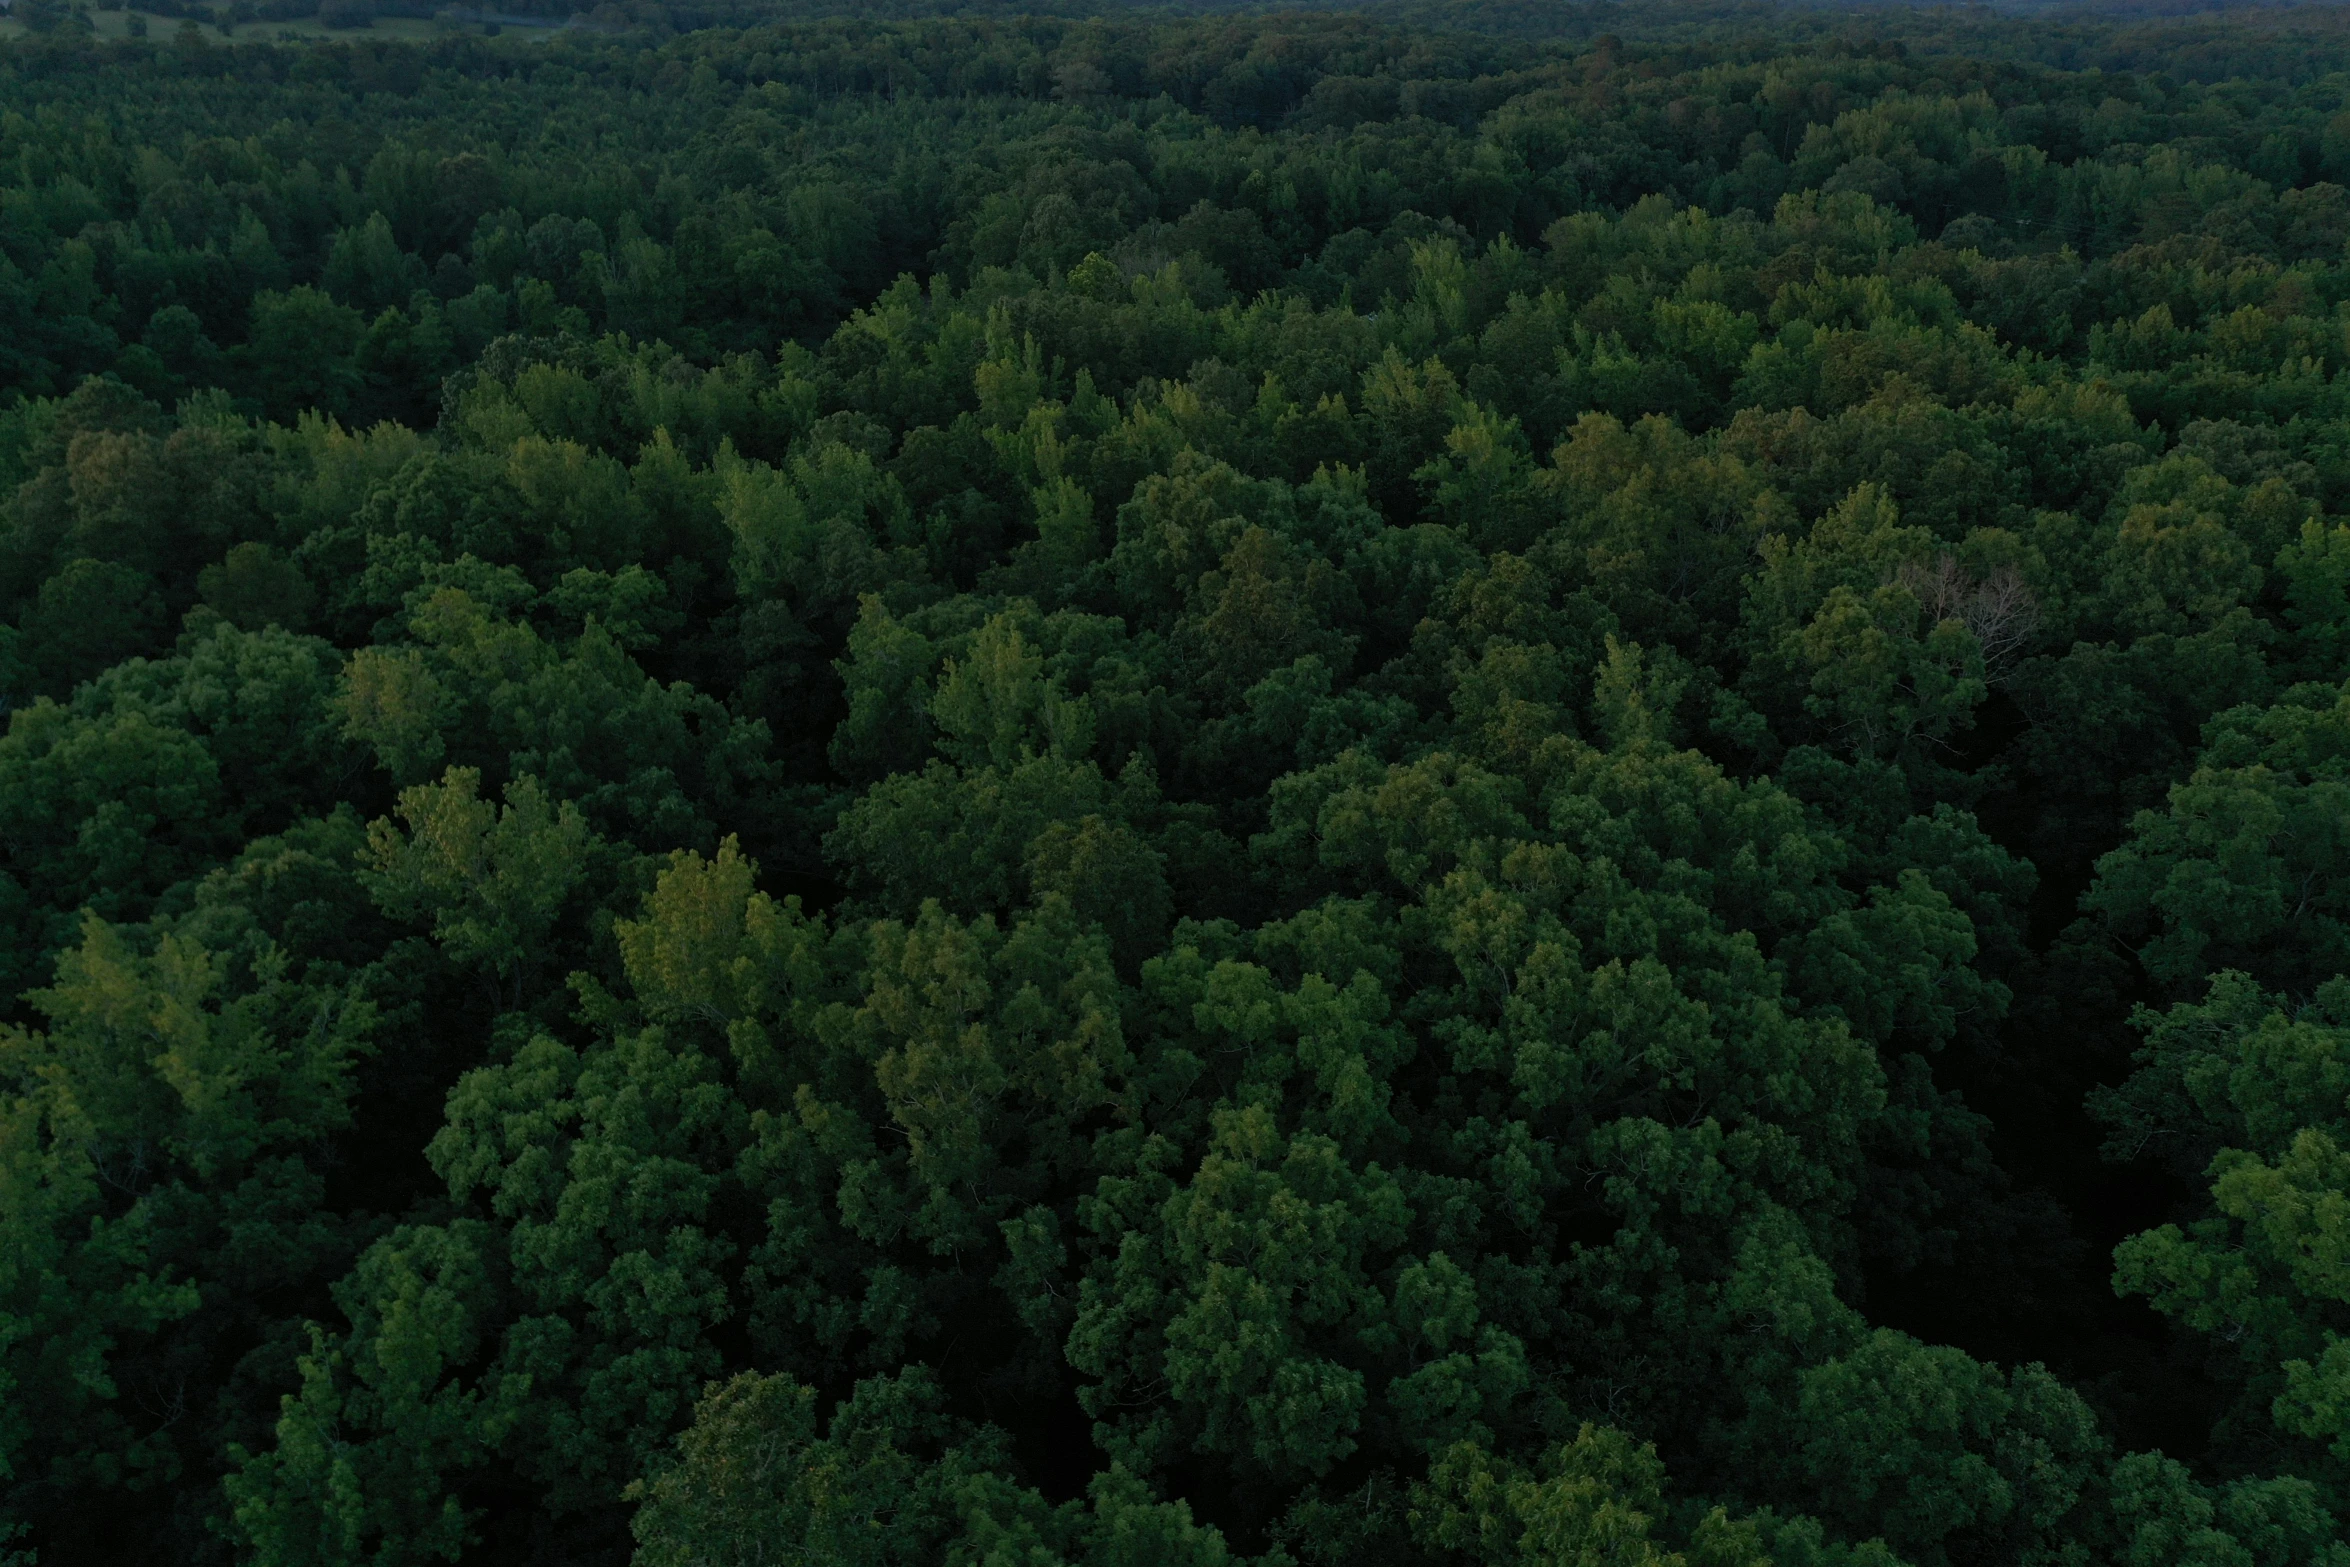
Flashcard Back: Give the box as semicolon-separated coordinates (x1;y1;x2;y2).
7;3;2350;1565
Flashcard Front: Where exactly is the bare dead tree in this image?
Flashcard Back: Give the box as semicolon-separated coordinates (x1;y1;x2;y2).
1895;554;2042;677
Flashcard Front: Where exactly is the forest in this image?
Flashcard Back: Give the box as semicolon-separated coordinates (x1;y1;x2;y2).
10;0;2350;1562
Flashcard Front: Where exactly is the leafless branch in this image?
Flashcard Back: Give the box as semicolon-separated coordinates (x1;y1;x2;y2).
1894;554;2042;676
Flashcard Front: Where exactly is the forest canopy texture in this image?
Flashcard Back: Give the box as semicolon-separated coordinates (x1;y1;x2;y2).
17;1;2350;1563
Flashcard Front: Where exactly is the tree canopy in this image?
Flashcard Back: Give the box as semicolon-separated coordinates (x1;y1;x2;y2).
10;2;2350;1564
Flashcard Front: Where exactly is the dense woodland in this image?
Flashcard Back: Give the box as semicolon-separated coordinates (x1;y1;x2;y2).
15;2;2350;1563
